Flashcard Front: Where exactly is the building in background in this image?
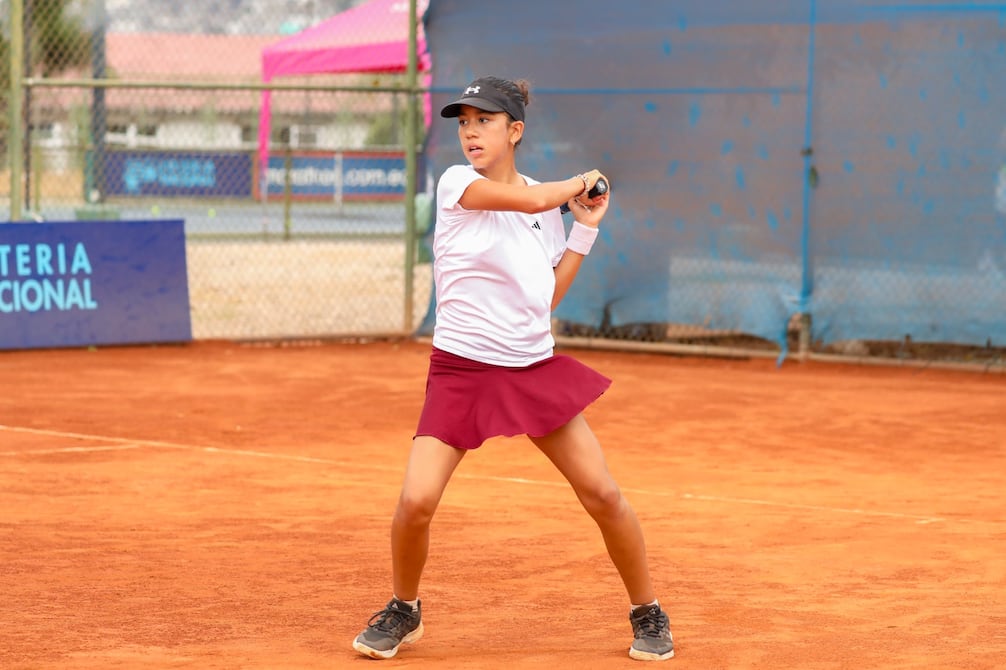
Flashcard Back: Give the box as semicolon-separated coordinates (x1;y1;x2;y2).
30;32;402;173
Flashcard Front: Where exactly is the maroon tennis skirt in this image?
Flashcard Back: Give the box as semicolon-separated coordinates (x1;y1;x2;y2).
414;347;612;450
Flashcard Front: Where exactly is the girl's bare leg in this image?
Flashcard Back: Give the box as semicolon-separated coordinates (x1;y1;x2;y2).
530;413;656;604
391;435;467;600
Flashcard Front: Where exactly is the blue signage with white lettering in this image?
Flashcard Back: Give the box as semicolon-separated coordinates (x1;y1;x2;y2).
263;154;338;198
261;152;407;200
342;153;407;197
101;151;253;197
0;219;192;350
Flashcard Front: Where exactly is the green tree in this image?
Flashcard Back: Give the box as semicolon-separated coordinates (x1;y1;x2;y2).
29;0;91;75
2;0;91;156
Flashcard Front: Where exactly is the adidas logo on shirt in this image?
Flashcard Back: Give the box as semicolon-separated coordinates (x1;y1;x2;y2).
531;221;542;230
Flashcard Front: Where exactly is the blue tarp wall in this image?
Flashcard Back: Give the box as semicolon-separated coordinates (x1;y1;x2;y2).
420;0;1006;351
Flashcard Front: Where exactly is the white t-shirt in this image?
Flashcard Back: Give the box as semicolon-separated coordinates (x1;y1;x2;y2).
432;164;567;367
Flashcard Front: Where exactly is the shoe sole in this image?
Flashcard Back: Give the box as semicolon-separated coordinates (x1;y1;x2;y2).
629;646;674;661
352;621;424;660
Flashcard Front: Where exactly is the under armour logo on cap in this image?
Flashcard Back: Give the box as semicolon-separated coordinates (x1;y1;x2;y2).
465;86;481;95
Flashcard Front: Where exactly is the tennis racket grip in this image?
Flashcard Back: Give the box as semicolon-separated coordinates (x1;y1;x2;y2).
560;178;608;214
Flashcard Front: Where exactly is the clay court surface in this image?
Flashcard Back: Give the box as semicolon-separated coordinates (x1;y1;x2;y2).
2;339;1004;669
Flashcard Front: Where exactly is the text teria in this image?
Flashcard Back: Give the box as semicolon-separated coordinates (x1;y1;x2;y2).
0;242;98;313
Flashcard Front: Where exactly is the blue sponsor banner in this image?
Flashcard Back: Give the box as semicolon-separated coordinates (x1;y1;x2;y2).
262;153;337;199
342;153;407;198
101;150;253;198
0;219;192;350
260;151;407;200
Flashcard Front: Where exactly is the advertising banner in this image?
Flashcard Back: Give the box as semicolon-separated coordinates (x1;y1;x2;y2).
101;151;254;198
258;151;407;201
94;150;408;202
0;219;192;350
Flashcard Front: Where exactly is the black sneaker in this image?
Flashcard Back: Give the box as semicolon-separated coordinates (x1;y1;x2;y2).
352;598;424;659
629;603;674;661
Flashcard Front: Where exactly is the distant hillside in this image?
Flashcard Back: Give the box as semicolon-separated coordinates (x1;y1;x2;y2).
106;0;367;35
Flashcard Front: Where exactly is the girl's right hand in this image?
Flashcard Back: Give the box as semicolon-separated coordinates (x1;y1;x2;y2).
580;169;606;196
580;170;610;207
567;188;609;228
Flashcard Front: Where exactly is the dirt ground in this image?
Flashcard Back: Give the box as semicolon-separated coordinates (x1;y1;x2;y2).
2;339;1004;669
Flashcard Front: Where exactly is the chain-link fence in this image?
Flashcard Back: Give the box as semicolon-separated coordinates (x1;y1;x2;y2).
5;1;1006;369
3;0;431;340
423;0;1006;371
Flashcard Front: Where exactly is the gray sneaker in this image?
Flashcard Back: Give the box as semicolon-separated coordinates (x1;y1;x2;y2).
352;598;424;659
629;603;674;661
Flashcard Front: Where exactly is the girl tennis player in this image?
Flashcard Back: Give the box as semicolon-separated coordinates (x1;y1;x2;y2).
352;76;674;662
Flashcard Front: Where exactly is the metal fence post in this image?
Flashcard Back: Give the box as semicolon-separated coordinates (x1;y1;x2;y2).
798;0;819;362
8;0;25;221
283;148;293;240
22;0;33;210
89;0;109;203
402;0;420;333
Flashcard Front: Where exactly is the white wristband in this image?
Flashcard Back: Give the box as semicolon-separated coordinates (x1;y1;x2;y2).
566;221;599;255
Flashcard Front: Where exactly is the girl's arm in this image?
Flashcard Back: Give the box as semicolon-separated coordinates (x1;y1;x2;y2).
459;170;606;214
552;193;609;310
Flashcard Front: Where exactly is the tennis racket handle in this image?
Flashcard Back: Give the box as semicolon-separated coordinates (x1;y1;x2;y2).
589;178;609;198
560;178;608;214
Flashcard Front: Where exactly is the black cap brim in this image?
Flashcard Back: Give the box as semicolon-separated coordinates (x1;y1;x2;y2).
440;97;508;118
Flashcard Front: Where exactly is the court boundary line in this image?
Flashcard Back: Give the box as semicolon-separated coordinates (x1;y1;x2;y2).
0;423;949;525
0;444;146;457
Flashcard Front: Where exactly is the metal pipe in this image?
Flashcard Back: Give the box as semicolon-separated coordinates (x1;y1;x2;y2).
25;78;426;94
552;336;1005;374
90;0;108;203
402;0;420;333
22;0;32;210
8;0;25;221
797;0;819;361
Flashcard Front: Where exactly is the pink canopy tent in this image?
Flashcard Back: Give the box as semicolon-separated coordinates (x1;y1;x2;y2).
257;0;431;175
